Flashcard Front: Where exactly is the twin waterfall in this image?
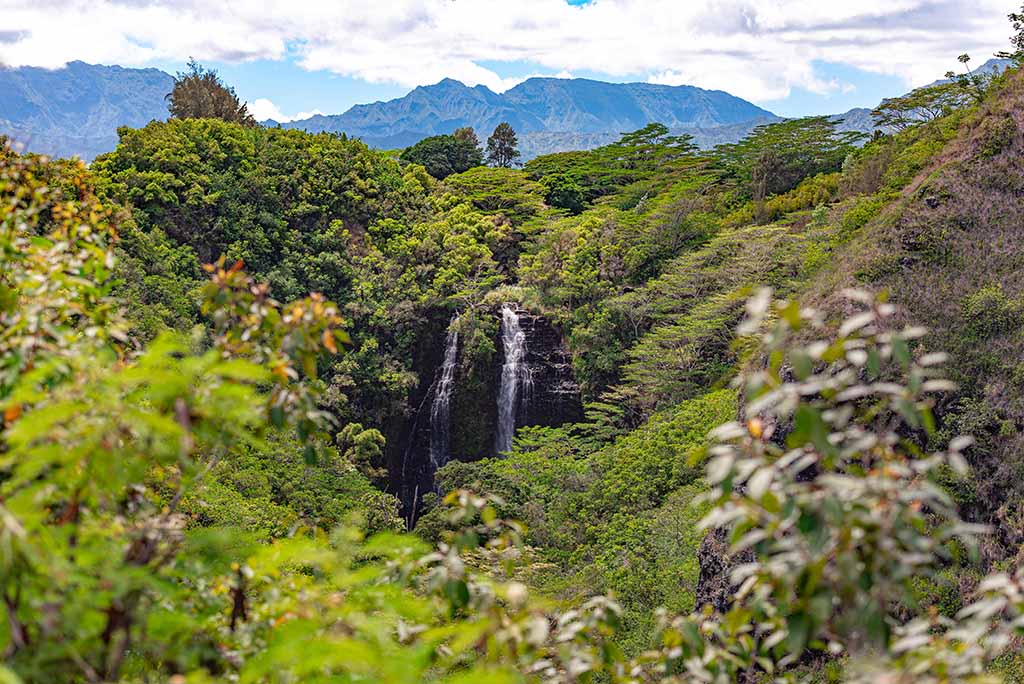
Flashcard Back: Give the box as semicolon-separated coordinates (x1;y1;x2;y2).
495;304;532;454
428;320;459;472
400;303;580;523
427;305;532;472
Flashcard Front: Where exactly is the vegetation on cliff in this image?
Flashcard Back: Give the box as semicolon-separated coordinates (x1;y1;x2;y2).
5;26;1024;681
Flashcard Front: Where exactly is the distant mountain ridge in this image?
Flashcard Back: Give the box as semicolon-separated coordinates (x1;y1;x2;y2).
0;61;173;160
274;77;779;158
1;60;1012;161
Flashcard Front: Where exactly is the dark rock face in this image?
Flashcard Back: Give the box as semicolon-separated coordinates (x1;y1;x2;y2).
390;306;583;525
515;310;585;430
448;336;499;463
383;312;450;526
694;390;766;612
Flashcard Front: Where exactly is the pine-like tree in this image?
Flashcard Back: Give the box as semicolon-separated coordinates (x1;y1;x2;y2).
485;122;521;168
166;59;255;125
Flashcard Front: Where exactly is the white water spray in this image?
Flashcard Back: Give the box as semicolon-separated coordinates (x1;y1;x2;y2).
429;318;459;472
495;304;532;454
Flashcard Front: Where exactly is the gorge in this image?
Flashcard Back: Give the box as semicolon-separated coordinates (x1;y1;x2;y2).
11;0;1024;680
394;305;583;523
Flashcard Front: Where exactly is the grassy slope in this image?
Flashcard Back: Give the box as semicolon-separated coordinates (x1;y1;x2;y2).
808;67;1024;561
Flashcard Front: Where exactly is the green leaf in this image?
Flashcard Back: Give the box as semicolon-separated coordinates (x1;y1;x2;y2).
444;579;470;610
441;667;520;684
893;337;911;369
894;398;921;429
785;612;812;654
789;405;833;457
0;666;22;684
214;358;272;383
863;604;890;648
790;350;813;380
270;404;285;427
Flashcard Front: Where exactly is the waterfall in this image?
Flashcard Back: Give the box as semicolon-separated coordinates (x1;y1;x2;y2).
429;318;459;473
495;304;532;454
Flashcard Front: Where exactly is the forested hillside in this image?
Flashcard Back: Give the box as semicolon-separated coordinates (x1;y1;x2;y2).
5;38;1024;684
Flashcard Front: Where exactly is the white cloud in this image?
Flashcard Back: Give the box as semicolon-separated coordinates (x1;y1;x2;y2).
0;0;1015;103
246;98;323;123
489;70;575;93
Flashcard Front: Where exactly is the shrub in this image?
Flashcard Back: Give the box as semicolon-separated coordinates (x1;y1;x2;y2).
839;194;888;237
962;284;1023;338
977;114;1018;157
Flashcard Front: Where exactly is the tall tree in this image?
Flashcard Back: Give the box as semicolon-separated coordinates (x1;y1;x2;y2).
486;122;521;168
166;58;255;125
944;54;997;104
997;3;1024;60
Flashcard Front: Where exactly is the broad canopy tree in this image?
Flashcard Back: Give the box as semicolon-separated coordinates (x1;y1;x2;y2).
524;123;705;211
872;82;970;132
714;116;864;208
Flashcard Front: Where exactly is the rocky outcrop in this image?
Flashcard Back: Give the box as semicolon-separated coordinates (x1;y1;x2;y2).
383;311;453;527
695;528;754;613
448;306;584;462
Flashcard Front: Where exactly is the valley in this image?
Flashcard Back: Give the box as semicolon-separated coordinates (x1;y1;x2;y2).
3;11;1024;682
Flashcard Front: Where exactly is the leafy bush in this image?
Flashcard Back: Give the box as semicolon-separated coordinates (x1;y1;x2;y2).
7;159;1024;683
839;193;888;237
0;150;377;681
977;114;1018;157
963;284;1023;338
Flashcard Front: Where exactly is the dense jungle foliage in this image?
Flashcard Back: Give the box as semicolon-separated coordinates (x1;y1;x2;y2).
5;37;1024;684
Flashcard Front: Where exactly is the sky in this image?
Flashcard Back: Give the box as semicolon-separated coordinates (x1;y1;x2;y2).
0;1;1017;120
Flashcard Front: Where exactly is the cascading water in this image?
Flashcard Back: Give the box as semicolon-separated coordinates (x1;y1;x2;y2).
429;318;459;474
495;304;532;454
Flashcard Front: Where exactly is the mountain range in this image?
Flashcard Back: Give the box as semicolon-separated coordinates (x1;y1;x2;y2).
0;59;1012;161
0;62;786;160
271;77;780;157
0;61;174;160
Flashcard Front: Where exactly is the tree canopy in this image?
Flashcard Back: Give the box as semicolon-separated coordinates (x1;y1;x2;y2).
872;82;970;131
6;43;1024;683
452;126;481;147
5;157;1024;680
399;133;483;179
713;116;864;207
